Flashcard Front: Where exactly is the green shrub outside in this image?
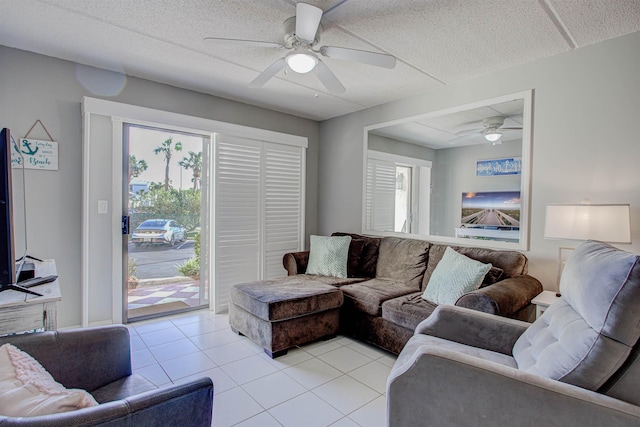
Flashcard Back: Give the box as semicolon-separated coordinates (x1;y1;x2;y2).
177;231;200;278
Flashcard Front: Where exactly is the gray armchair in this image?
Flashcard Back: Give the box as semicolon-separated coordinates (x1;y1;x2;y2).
0;325;213;426
387;240;640;426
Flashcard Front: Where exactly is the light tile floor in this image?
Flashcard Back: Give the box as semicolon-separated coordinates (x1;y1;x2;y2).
128;310;397;427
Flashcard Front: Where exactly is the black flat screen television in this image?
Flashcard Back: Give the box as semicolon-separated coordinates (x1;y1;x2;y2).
0;128;16;285
0;128;41;296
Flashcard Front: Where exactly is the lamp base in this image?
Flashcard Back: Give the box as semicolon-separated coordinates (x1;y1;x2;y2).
556;247;574;292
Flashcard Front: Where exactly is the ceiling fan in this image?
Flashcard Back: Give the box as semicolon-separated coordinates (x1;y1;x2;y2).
448;116;523;145
204;2;396;94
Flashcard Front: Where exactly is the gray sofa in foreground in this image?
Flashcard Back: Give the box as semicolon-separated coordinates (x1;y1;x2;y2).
387;240;640;426
231;232;542;357
0;325;213;426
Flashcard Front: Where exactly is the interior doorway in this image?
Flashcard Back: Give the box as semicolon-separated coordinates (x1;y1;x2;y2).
122;124;210;322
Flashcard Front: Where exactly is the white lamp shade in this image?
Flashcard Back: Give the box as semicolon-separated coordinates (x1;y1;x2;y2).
544;204;631;243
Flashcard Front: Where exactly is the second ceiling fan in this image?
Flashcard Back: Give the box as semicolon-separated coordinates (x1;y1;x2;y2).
204;2;396;94
448;116;523;145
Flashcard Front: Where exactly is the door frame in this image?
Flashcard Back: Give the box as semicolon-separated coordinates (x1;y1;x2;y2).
81;97;307;326
121;123;211;322
111;117;214;325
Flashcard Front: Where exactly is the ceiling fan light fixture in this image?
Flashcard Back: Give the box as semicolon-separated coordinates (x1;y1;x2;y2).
286;50;317;73
483;130;502;142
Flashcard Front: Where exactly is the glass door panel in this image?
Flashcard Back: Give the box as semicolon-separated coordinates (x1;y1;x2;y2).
123;124;209;322
395;165;411;233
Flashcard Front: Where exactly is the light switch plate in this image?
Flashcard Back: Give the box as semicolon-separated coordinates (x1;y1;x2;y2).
98;200;108;214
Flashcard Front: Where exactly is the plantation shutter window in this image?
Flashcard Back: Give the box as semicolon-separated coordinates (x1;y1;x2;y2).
366;158;396;232
365;150;432;236
264;143;304;279
214;135;305;312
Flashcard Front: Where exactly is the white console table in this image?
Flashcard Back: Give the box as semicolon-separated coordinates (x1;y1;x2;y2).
0;259;61;335
454;227;520;242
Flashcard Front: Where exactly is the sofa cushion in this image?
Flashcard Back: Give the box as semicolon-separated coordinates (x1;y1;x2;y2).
382;292;438;331
376;237;430;290
482;267;504;288
230;276;344;322
513;241;640;391
346;239;365;278
0;343;98;417
422;247;492;305
301;274;367;287
306;235;352;278
333;232;381;278
422;244;527;291
341;279;418;316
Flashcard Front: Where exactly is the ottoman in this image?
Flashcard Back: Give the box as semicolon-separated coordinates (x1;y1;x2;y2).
229;276;344;358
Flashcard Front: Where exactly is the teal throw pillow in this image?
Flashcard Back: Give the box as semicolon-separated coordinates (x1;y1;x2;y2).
422;247;492;305
306;235;352;278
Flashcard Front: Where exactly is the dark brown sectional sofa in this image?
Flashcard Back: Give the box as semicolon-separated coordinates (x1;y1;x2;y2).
282;232;543;355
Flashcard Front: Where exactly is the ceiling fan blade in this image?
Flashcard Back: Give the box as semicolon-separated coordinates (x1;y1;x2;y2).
499;126;523;131
454;128;483;136
315;60;345;94
296;3;323;43
248;58;286;88
320;46;396;69
203;37;284;49
448;130;482;145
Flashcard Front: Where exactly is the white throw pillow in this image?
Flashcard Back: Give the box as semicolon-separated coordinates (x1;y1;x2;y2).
0;343;98;417
422;247;492;305
305;235;352;278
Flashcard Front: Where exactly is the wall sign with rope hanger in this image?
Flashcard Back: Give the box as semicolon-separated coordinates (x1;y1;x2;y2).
11;119;59;171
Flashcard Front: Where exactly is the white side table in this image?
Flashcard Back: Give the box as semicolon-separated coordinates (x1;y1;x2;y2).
531;290;561;319
0;259;61;335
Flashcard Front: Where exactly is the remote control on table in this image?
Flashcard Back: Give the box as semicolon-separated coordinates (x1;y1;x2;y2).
19;275;58;288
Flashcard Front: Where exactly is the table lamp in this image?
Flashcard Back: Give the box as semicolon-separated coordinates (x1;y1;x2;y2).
544;203;631;292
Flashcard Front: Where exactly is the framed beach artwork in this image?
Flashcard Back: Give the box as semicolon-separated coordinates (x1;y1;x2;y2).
476;157;521;177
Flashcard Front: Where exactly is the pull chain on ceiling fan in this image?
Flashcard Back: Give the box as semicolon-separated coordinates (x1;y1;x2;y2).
204;2;396;94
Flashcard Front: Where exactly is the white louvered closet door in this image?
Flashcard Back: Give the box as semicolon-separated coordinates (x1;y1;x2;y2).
263;143;304;279
214;136;305;312
215;136;262;312
366;158;396;232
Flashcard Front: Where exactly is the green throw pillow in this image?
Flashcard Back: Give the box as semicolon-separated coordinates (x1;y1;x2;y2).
422;247;492;305
306;235;352;278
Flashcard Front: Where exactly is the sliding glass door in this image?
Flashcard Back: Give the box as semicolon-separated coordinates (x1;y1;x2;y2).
122;124;210;321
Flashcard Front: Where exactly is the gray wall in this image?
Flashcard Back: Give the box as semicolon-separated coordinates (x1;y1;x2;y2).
318;31;640;291
0;46;319;328
431;140;522;237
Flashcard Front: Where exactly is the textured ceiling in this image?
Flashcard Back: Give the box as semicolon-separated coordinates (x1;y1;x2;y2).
372;97;525;149
0;0;639;122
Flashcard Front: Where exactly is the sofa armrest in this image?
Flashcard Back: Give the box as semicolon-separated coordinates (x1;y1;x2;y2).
455;274;543;317
0;378;214;427
283;251;309;275
414;305;529;355
0;325;131;392
387;346;640;427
